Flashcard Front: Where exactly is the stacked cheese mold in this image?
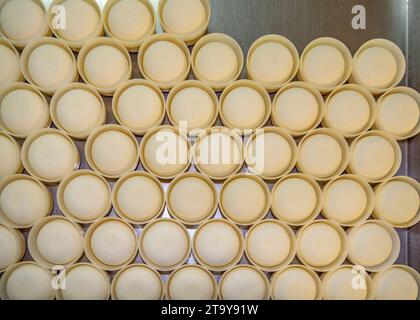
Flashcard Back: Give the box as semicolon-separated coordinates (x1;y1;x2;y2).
0;0;419;301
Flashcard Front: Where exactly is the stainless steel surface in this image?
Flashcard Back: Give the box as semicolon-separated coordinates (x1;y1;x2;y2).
208;0;420;271
12;0;420;277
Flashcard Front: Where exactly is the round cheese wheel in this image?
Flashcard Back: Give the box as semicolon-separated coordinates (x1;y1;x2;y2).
90;130;137;176
221;86;266;129
323;266;369;300
195;41;238;83
142;128;189;178
221;176;268;224
299;222;342;268
377;93;419;137
107;0;153;41
89;220;136;267
249;41;294;84
62;173;110;222
0;44;20;84
0;0;46;43
220;266;268;300
376;180;419;225
170;86;215;129
56;88;103;136
0;178;50;227
273;87;319;133
271;177;318;224
326;90;371;134
142;40;187;83
355;47;397;88
115;174;163;222
60;264;109;300
168;175;215;223
113;265;162;300
167;266;215;300
56;0;100;42
302;45;345;87
374;267;419;300
141;220;190;269
5;263;53;300
116;85;163;131
1;88;47;136
27;132;77;180
272;266;319;300
194;220;241;269
84;45;129;88
298;133;343;179
35;218;83;265
0;134;21;178
246;221;292;268
28;44;74;89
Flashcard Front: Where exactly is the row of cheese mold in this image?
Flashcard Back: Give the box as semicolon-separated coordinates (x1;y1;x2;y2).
21;128;80;183
0;223;25;273
50;82;106;139
112;79;166;135
0;174;52;229
0;261;111;300
0;36;22;85
57;170;112;224
2;261;417;300
20;36;78;95
0;0;51;49
85;124;139;179
0;131;22;179
84;217;191;272
373;176;420;228
47;0;103;51
271;81;325;137
0;82;50;138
